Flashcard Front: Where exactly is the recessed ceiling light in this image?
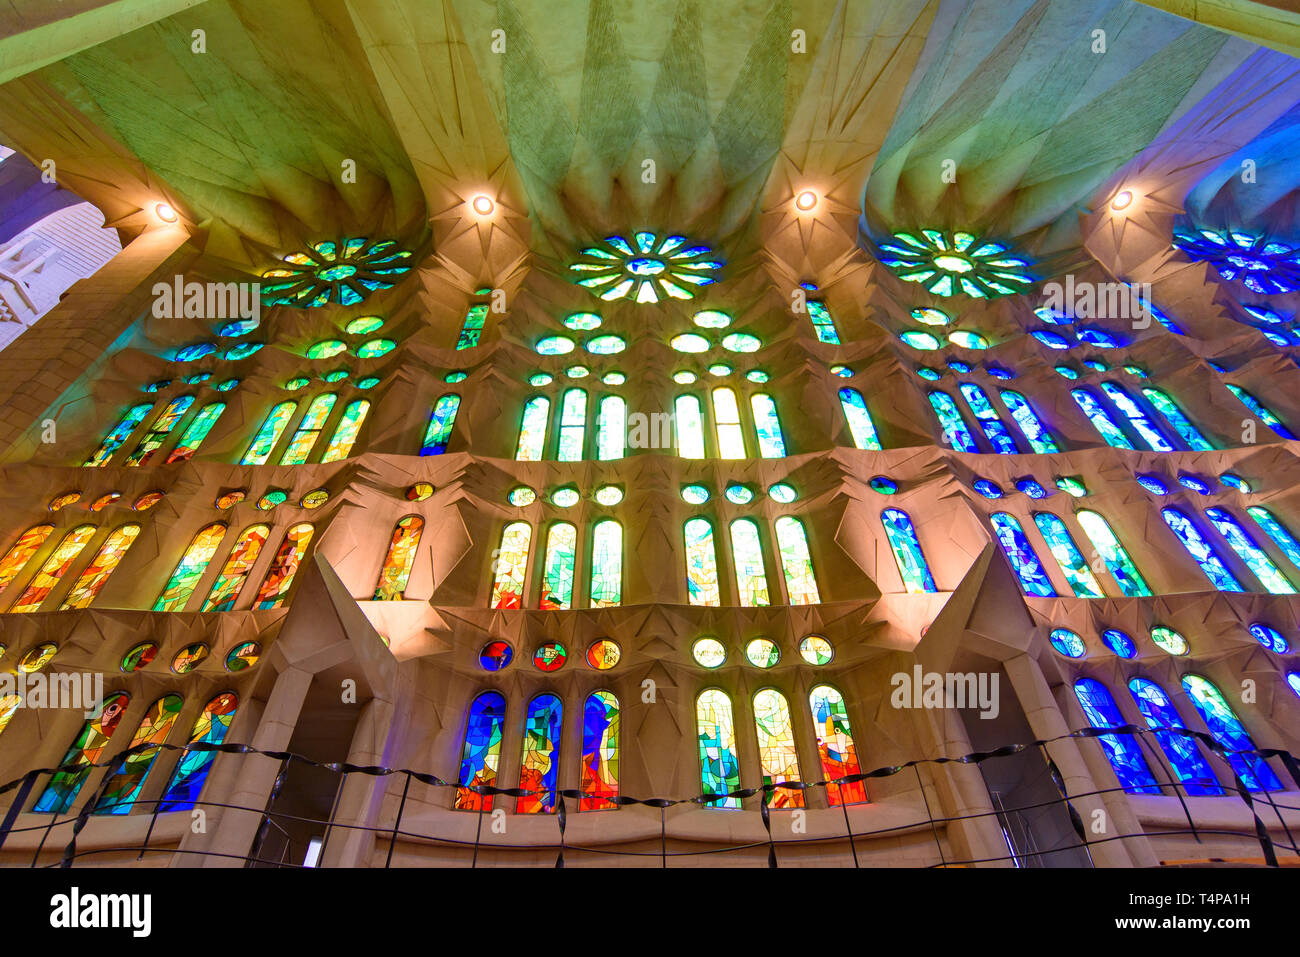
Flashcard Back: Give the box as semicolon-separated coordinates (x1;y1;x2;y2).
155;202;179;223
1111;190;1134;211
795;190;819;211
472;195;495;216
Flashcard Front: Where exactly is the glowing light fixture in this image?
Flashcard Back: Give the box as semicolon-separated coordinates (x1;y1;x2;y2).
155;202;179;223
794;190;818;211
472;195;495;216
1111;190;1134;211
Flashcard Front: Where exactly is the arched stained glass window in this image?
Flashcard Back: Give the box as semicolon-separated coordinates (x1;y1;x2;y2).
515;396;550;461
241;401;297;465
596;395;626;460
1141;388;1212;450
1204;507;1296;594
60;524;140;609
455;691;506;811
998;390;1060;452
697;689;741;808
124;396;195;467
202;524;270;611
421;394;461;456
839;388;882;450
989;513;1056;597
712;387;746;458
1075;510;1151;597
684;518;721;606
456;303;489;350
94;694;184;814
1127;678;1222;796
373;516;423;600
959;383;1019;454
1245;506;1300;570
322;399;370;462
9;525;96;613
252;523;314;609
85;403;153;467
750;394;787;458
928;390;979;452
165;402;226;463
675;394;706;458
281;394;337;465
1071;389;1134;449
1226;384;1295;439
590;520;623;607
809;685;866;805
1031;512;1103;597
880;508;937;593
806;299;841;343
490;521;531;609
774;517;820;604
1073;678;1160;794
557;388;587;461
1100;383;1173;451
1161;507;1243;592
0;694;21;740
1181;675;1281;791
154;523;227;611
34;691;131;813
729;518;769;606
754;689;803;808
539;522;576;610
0;524;54;594
516;694;563;814
159;692;238;812
581;691;619;811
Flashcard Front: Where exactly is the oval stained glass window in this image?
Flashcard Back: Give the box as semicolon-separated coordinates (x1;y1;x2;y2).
1049;628;1086;658
536;336;575;355
724;484;753;505
564;312;602;330
869;476;898;495
218;319;259;337
225;641;261;672
799;635;834;665
595;486;623;506
721;333;761;353
948;330;989;350
745;638;780;668
406;482;435;502
322;369;349;383
1151;626;1189;656
90;492;121;511
682;485;710;504
1102;629;1136;658
357;338;396;358
586;639;621;670
1249;623;1289;653
172;643;209;674
746;370;769;383
215;489;247;509
550;487;580;507
565;365;589;378
256;490;288;510
673;370;697;384
121;642;158;673
223;342;263;361
345;316;384;335
671;333;710;353
768;483;797;503
692;638;726;669
479;640;513;671
49;491;81;511
585;335;625;354
528;373;553;386
444;371;467;384
602;372;626;385
693;310;731;328
912;307;951;326
283;377;310;391
306;340;346;359
19;643;57;673
899;330;941;350
357;375;381;389
300;489;329;509
533;642;568;672
176;342;217;362
506;486;536;506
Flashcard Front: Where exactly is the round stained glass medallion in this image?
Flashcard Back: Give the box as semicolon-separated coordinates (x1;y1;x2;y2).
533;642;567;672
586;639;621;670
172;643;210;674
799;635;833;665
225;641;261;672
19;643;57;673
479;640;513;672
745;638;780;669
122;642;158;672
692;638;726;669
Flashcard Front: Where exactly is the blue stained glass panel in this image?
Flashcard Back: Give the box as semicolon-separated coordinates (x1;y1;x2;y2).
1181;675;1281;792
990;512;1056;597
1161;507;1244;592
1127;678;1222;795
1073;678;1160;794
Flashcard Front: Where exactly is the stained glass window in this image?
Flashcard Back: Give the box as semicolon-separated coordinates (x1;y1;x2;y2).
516;694;563;813
697;689;741;808
1151;626;1188;655
1181;674;1281;791
880;508;937;593
1075;510;1151;597
877;229;1034;298
1161;508;1243;592
421;394;461;456
774;516;820;604
201;524;270;611
60;525;140;609
753;689;803;808
1072;678;1159;794
1100;382;1172;451
1226;384;1295;438
998;390;1060;452
456;303;489;350
321;399;370;462
280;394;337;465
241;401;297;465
85;403;154;468
990;513;1056;597
596;395;626;460
1245;506;1300;572
1249;623;1289;653
1102;629;1136;658
94;694;184;814
675;394;706;458
928;391;979;452
1126;678;1221;796
838;388;882;450
34;692;131;813
1200;507;1293;594
750;393;787;458
806;299;840;343
1031;512;1103;598
557;388;587;461
712;388;746;459
515;396;549;461
165;402;225;464
253;523;314;609
9;525;96;613
807;685;866;806
0;525;53;594
959;383;1019;453
372;515;423;601
684;518;721;606
581;691;619;811
154;523;226;611
1141;388;1212;450
570;232;721;303
1071;389;1134;449
455;691;506;811
123;396;195;467
539;522;576;610
590;520;622;607
729;518;769;606
490;521;531;609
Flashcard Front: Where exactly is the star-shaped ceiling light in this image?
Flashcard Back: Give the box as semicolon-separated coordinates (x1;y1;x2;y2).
569;232;723;303
876;229;1035;299
261;238;413;308
1173;227;1300;295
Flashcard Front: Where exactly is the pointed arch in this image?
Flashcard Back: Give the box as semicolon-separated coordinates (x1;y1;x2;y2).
125;395;195;466
85;403;152;467
515;396;550;460
421;394;461;455
684;518;721;606
590;519;622;607
809;685;866;805
581;691;619;811
696;689;740;808
753;688;803;808
281;393;338;464
490;521;531;609
880;508;937;593
728;518;769;606
455;691;506;811
516;693;563;814
774;516;820;603
539;522;577;610
165;401;226;463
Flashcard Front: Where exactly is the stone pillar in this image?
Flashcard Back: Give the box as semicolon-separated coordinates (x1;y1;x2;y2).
321;695;398;867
